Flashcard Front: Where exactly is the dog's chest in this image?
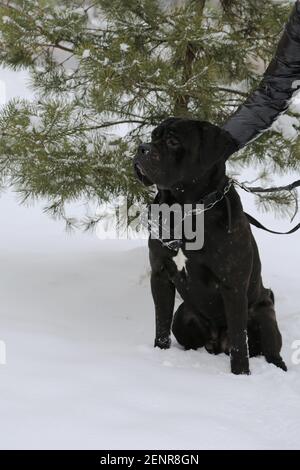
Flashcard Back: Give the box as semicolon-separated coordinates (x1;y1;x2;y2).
172;248;188;272
166;247;218;288
166;248;222;313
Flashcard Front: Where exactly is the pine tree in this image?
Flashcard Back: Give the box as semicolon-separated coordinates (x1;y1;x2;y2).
0;0;298;226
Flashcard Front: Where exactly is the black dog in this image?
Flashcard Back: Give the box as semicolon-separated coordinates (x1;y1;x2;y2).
134;117;287;375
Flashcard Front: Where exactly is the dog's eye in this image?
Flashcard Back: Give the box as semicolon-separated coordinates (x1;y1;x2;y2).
152;128;162;142
166;136;180;148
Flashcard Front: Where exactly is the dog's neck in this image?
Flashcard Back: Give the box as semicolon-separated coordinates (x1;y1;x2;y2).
165;164;227;204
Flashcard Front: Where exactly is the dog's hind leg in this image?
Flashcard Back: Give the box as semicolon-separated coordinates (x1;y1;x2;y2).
268;288;275;305
172;303;210;350
250;289;287;371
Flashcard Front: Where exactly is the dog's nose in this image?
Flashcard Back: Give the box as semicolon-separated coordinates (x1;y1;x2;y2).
138;143;151;155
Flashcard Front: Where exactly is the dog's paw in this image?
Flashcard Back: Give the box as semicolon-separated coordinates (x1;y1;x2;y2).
266;355;287;371
154;336;171;349
231;366;251;376
230;356;250;375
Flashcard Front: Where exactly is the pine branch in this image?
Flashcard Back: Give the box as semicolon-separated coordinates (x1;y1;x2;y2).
0;0;296;224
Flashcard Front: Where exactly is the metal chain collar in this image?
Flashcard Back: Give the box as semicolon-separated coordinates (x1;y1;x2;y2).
149;179;234;250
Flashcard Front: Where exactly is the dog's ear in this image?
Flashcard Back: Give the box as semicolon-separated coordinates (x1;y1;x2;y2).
198;121;238;168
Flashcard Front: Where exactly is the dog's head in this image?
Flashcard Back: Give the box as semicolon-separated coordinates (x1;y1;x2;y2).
134;118;237;189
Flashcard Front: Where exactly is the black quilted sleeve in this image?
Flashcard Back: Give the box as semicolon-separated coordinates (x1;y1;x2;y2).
222;1;300;153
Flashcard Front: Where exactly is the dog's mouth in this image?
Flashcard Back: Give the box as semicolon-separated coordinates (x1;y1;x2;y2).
134;162;153;186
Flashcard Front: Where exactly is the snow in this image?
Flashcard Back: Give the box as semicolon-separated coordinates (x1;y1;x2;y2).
120;43;130;52
2;16;12;24
82;49;90;59
0;186;300;450
0;80;6;105
28;114;44;132
271;114;300;141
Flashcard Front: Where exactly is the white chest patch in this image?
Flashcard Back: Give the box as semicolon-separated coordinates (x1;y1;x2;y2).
173;248;188;273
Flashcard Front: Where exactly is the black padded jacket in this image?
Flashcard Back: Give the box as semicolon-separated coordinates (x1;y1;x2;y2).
222;0;300;153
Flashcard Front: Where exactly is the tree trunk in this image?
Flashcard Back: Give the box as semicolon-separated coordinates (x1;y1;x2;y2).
174;0;206;116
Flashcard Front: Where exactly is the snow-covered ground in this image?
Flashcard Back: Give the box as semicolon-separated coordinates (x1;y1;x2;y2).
0;187;300;450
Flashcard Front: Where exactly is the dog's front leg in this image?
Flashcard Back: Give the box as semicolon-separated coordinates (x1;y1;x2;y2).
151;268;175;349
221;287;250;375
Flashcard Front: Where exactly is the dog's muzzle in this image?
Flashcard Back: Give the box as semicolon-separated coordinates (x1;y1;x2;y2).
133;143;153;186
